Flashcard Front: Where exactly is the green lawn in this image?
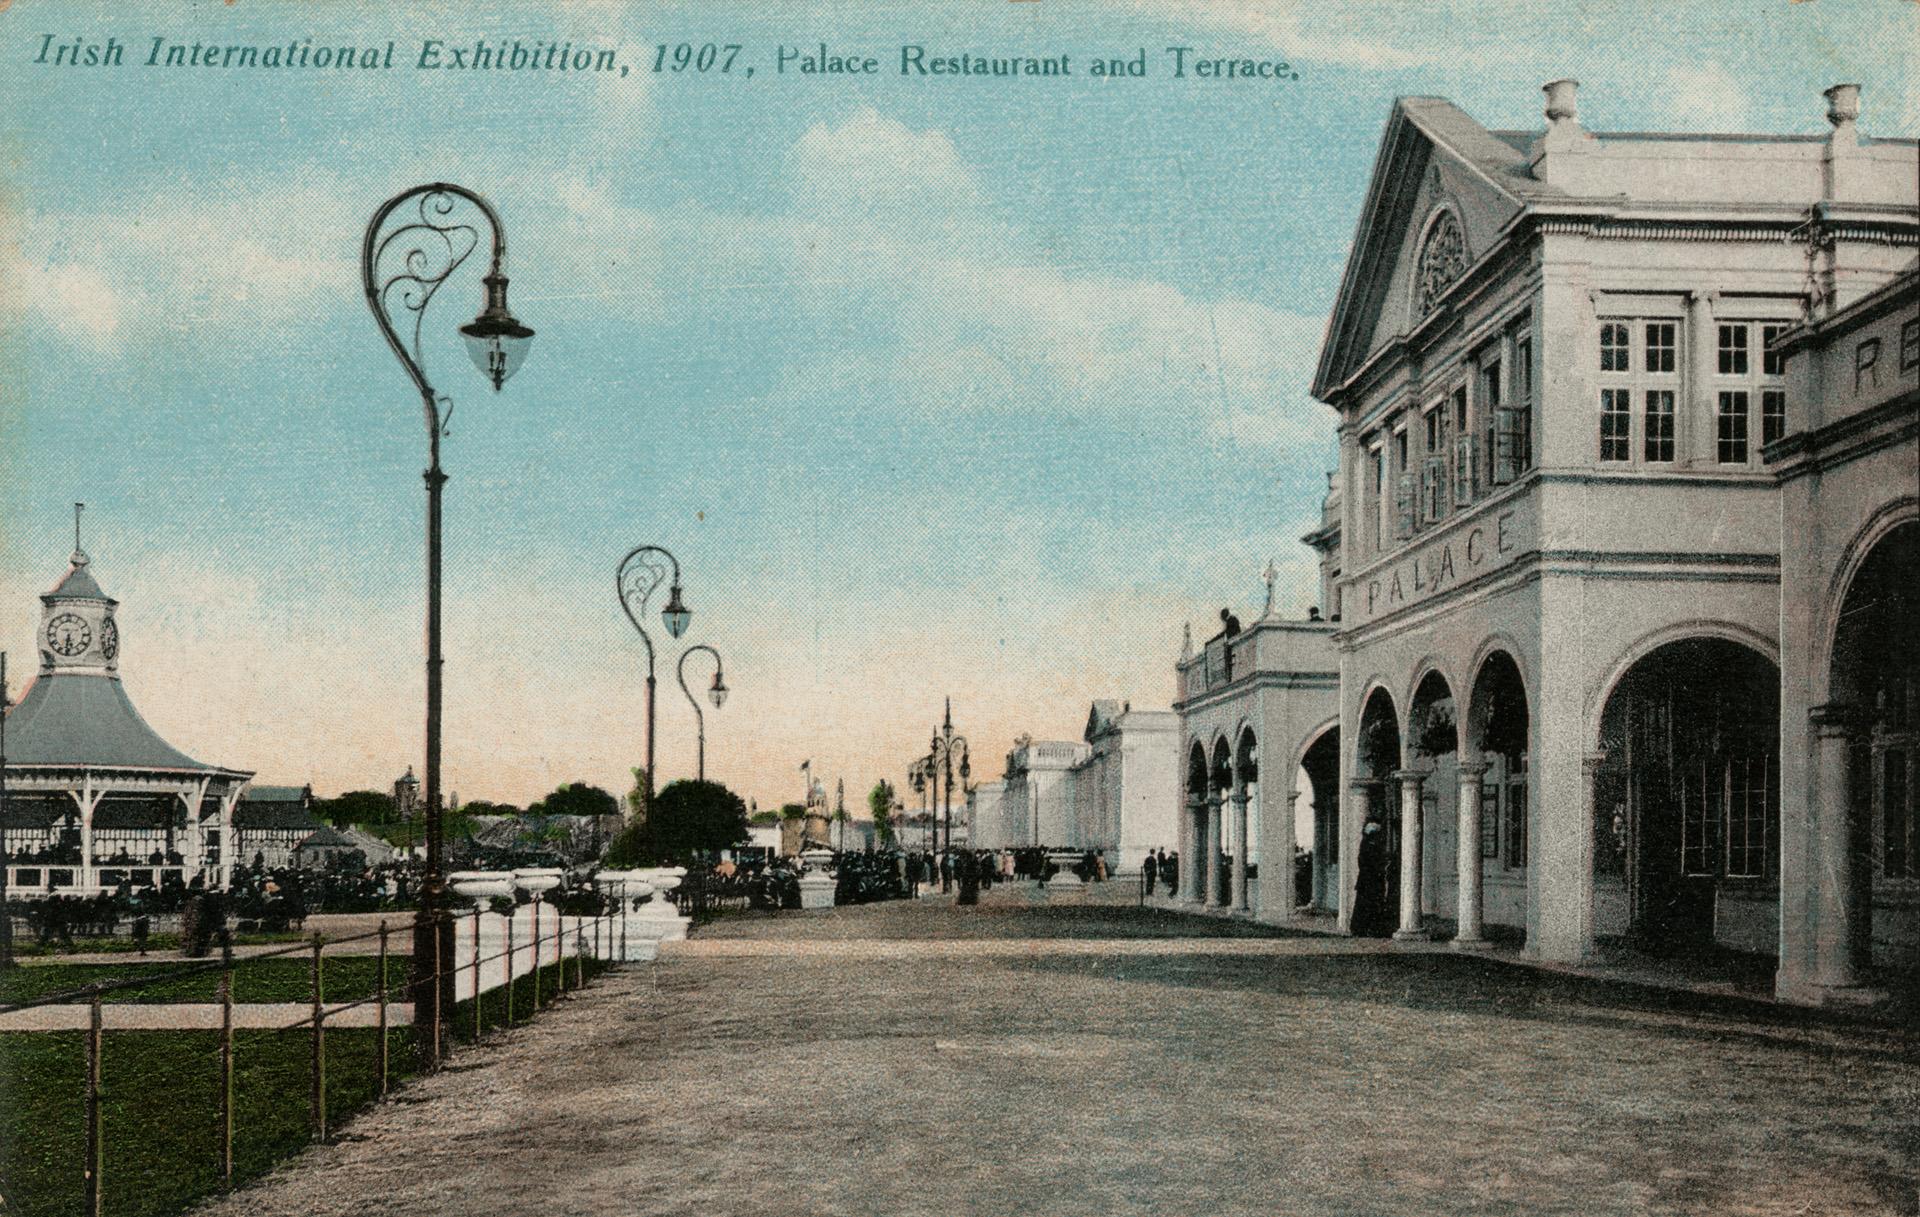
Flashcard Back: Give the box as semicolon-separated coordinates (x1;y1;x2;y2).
0;956;610;1217
0;957;407;1007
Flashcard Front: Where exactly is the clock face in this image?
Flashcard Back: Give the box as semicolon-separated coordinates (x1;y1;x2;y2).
47;612;92;657
100;617;119;662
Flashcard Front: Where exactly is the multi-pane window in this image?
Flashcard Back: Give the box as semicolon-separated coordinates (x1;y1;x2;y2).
1762;389;1787;447
1717;391;1750;463
1716;319;1790;463
1598;316;1681;465
1505;755;1528;869
1761;323;1790;376
1644;390;1676;462
1601;322;1630;371
1367;442;1385;557
1422;402;1450;522
1718;323;1749;374
1724;755;1772;879
1644;322;1677;373
1600;388;1632;462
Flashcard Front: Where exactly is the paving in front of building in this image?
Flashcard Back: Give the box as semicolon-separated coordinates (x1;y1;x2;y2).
193;893;1919;1217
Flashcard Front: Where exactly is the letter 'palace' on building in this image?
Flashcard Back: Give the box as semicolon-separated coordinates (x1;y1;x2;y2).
1170;80;1917;1007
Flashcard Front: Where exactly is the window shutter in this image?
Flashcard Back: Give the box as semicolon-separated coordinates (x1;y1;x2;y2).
1493;408;1523;483
1454;435;1477;506
1394;471;1415;539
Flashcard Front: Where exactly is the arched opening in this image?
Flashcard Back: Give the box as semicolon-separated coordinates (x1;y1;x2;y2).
1352;687;1402;936
1407;671;1458;933
1829;521;1920;983
1235;727;1259;910
1210;737;1233;905
1296;725;1340;913
1467;651;1530;935
1596;638;1780;957
1182;741;1208;902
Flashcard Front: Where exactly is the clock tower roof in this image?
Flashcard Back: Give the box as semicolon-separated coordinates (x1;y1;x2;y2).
43;551;113;605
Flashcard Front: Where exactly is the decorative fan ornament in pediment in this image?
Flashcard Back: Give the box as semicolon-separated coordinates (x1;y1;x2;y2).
1416;209;1468;317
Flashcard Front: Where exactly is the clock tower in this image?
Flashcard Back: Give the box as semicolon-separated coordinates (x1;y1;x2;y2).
38;510;119;677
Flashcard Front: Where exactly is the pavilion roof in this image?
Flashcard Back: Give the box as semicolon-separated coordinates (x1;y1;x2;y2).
2;673;247;775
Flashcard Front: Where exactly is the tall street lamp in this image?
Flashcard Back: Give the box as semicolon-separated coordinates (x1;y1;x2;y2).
909;756;933;855
617;546;692;813
675;644;728;782
928;699;970;893
1;651;12;970
363;183;533;1065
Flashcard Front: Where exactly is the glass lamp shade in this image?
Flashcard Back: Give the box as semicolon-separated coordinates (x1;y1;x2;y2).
661;585;691;638
708;674;729;709
460;273;534;391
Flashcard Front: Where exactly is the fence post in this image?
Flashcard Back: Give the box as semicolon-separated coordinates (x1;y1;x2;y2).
310;935;326;1143
220;967;235;1186
531;895;542;1012
620;882;628;962
84;990;103;1217
556;912;568;996
504;911;515;1028
472;906;482;1042
376;922;389;1096
432;910;445;1062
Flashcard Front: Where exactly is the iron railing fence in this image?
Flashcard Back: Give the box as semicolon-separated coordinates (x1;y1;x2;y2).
0;898;626;1217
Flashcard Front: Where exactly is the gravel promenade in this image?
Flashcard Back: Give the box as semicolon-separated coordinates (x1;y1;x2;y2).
188;892;1920;1217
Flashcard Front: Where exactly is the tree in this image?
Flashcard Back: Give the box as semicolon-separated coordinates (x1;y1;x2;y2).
528;782;619;820
625;766;650;823
317;790;397;828
649;780;750;861
867;779;897;848
460;799;523;818
748;809;781;827
778;802;807;821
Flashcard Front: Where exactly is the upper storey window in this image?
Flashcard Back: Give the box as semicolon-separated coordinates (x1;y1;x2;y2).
1416;210;1468;317
1716;320;1790;464
1597;316;1683;465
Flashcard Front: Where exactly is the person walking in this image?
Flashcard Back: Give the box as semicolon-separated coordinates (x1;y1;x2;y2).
1143;850;1158;896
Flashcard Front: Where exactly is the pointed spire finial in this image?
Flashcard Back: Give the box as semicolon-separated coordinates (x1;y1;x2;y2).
71;502;88;567
944;696;952;729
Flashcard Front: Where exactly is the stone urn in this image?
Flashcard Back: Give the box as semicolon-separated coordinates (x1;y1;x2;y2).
512;867;564;897
448;870;516;902
631;866;689;941
594;869;655;912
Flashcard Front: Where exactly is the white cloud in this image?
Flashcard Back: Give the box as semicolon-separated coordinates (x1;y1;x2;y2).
1665;62;1754;133
790;107;984;213
1126;0;1437;69
1;254;123;346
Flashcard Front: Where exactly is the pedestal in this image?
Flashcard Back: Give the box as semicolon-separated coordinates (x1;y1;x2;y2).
797;871;837;910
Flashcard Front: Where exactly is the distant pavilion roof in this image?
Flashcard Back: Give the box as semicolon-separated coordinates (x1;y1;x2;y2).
3;673;247;775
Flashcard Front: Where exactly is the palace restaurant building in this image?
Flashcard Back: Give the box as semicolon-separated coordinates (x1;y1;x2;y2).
1282;79;1914;1004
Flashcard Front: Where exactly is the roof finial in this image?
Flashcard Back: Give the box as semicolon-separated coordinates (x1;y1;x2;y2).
1261;558;1279;618
71;502;88;567
944;696;952;730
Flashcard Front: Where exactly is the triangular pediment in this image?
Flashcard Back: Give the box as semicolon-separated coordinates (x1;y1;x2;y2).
1312;99;1558;402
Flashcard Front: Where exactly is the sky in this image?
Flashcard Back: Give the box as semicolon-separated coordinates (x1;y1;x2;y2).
0;0;1914;813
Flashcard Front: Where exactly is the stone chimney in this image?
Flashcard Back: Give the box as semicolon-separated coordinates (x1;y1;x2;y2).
1530;78;1594;186
1823;84;1862;202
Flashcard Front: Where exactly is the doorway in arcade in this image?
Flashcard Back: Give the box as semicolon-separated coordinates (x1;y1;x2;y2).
1594;638;1781;959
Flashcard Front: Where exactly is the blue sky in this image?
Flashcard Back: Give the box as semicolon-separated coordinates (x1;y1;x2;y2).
2;0;1913;810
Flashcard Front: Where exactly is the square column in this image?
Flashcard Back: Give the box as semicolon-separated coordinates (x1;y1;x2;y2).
1454;763;1491;949
1391;770;1428;940
1180;797;1202;903
1204;795;1224;907
1230;791;1250;912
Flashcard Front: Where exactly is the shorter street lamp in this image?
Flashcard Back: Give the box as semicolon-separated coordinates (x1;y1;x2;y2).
617;545;693;813
675;644;728;782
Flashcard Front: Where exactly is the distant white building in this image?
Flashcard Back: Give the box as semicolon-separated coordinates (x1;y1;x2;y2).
983;701;1180;871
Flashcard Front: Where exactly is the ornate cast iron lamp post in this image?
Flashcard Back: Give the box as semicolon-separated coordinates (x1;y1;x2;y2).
928;700;970;893
617;546;692;813
675;644;728;782
363;183;533;1065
